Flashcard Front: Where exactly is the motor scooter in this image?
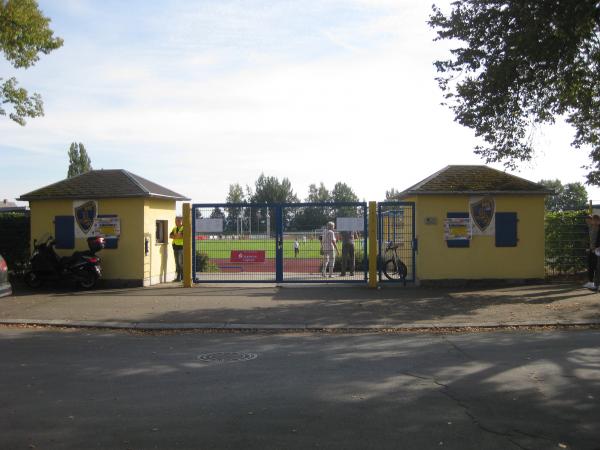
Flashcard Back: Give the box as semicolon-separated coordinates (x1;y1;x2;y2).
24;235;105;289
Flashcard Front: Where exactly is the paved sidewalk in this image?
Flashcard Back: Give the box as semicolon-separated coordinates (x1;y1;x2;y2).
1;281;599;330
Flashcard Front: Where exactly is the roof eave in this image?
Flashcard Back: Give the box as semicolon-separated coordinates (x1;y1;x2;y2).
19;193;190;201
405;190;553;195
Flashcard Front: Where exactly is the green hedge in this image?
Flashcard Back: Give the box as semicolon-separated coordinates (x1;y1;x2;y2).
0;212;30;268
545;210;588;275
195;252;220;272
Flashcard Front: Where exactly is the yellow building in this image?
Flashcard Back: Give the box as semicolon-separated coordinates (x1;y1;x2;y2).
396;165;552;284
19;170;189;287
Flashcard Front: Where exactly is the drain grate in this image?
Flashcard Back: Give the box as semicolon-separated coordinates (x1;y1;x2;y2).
197;352;258;363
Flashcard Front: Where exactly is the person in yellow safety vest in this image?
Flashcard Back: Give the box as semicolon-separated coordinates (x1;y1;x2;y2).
170;216;184;282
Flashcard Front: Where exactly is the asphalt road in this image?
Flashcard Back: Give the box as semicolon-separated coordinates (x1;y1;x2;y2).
1;327;599;450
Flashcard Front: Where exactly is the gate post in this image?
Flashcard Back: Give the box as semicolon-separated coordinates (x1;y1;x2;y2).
183;203;193;288
368;201;378;288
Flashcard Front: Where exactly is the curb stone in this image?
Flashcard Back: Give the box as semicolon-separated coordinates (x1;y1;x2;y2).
1;318;600;332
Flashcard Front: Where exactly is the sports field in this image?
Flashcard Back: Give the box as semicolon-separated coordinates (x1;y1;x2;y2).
195;238;366;259
194;237;367;277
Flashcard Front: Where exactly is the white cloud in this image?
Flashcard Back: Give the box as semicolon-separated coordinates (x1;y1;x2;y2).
2;0;599;205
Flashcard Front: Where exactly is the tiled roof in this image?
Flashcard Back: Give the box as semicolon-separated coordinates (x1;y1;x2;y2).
19;170;190;201
402;165;553;195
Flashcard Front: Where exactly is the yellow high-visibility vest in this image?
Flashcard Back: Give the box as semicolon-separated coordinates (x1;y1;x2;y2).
171;226;184;246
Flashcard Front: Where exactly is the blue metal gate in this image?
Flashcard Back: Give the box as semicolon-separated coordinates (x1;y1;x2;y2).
192;202;368;283
378;202;416;283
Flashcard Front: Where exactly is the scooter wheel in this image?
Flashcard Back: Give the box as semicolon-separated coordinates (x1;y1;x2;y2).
78;268;98;290
24;271;43;288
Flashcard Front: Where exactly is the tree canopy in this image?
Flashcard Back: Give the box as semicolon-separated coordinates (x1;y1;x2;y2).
67;142;92;178
306;183;330;203
385;188;403;201
0;0;63;125
429;1;600;184
539;179;588;212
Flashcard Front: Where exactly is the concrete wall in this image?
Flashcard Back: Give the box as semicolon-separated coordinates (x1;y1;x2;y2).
413;195;545;281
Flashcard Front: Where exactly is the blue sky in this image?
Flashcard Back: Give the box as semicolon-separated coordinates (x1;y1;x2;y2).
1;0;598;205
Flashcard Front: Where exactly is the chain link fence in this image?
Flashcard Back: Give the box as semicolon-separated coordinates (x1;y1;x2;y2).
545;210;588;279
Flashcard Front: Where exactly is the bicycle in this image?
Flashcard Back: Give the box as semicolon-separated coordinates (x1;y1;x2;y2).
382;241;408;285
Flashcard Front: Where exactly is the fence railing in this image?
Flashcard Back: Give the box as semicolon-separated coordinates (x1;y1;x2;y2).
545;210;588;278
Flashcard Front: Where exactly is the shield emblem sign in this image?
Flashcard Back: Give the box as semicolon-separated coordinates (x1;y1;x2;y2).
75;200;97;234
470;197;495;232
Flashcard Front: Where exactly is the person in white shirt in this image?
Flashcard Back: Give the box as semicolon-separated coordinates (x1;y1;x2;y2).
294;239;300;257
321;221;338;277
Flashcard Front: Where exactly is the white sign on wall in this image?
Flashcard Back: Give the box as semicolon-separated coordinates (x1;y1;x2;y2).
444;217;472;241
336;217;363;232
196;218;224;233
94;215;120;237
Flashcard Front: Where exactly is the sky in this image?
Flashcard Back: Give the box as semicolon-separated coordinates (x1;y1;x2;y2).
1;0;599;206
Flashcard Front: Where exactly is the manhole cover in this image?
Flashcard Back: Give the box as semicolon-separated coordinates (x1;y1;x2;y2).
197;352;258;363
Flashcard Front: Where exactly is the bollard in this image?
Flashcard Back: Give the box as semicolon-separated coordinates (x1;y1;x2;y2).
368;201;378;288
183;203;193;288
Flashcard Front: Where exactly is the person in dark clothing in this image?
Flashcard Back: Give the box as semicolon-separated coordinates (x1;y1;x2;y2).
340;230;356;276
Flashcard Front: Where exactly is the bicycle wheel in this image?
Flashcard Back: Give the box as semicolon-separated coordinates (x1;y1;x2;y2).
383;258;407;281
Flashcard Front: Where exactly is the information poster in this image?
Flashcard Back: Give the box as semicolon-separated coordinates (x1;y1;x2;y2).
94;215;120;237
444;217;471;241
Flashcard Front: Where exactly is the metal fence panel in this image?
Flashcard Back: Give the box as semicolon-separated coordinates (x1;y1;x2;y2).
545;212;588;279
281;202;368;282
193;204;277;282
378;202;416;283
192;202;368;283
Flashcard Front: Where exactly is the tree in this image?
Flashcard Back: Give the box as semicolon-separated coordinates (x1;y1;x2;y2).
0;0;63;125
331;182;359;203
251;174;298;204
67;142;92;178
331;182;360;217
306;183;330;203
298;182;332;229
224;183;245;233
251;174;299;230
385;188;403;201
429;1;600;184
539;179;588;211
210;207;225;219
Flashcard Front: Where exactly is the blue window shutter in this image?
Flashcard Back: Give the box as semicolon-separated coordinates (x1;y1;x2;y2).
446;212;470;248
54;216;75;249
104;237;118;249
495;212;518;247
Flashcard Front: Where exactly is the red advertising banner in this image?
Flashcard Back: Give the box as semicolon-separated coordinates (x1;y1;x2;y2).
230;250;266;263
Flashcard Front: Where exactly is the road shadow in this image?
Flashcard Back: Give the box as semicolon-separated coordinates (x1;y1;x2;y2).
0;328;598;449
5;281;600;326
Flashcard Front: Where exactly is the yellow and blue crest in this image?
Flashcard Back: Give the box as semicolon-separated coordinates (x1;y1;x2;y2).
75;200;97;234
470;197;495;232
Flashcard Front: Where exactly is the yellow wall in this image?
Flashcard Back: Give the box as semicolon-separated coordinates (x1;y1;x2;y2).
29;198;176;284
143;198;177;285
414;195;545;280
